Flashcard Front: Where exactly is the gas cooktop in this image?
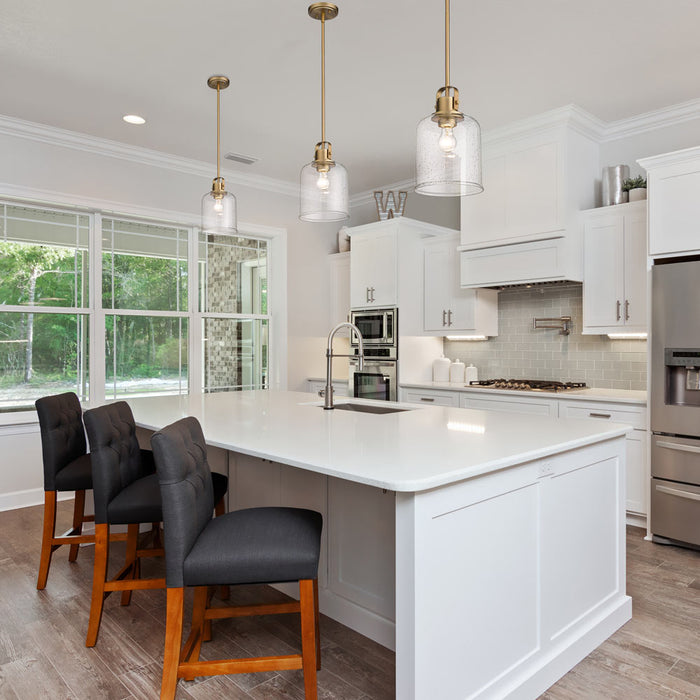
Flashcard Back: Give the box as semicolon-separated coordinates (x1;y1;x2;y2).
468;379;587;392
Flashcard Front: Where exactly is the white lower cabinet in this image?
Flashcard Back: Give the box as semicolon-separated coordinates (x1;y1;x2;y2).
307;378;349;398
558;400;647;516
400;387;459;407
328;478;395;621
460;392;558;417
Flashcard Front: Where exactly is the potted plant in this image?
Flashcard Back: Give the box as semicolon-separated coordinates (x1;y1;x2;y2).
622;175;647;202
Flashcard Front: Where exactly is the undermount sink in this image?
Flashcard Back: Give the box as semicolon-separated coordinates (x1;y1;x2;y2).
327;403;411;414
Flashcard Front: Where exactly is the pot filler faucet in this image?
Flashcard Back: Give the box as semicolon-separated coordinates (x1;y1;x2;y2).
325;322;364;409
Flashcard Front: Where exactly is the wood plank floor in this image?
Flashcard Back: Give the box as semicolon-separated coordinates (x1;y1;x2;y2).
0;502;698;699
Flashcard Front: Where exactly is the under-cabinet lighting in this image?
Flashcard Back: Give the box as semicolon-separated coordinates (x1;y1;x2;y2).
444;335;488;341
447;421;485;434
607;333;647;340
122;114;146;125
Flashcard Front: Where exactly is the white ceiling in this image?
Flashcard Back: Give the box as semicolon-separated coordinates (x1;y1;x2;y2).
1;0;699;194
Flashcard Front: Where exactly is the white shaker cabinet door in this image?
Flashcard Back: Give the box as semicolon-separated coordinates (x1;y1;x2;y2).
349;230;397;308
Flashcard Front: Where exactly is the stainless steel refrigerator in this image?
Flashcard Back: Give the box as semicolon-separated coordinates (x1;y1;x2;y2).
650;259;700;547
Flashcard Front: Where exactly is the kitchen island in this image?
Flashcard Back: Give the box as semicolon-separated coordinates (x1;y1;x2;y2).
128;390;632;700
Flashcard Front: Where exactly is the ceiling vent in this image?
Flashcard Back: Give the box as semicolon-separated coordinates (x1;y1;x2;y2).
224;152;259;165
488;280;583;292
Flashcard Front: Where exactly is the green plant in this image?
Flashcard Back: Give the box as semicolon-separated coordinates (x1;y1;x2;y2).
622;176;647;191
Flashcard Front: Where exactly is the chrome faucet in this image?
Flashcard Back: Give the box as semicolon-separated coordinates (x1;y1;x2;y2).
325;322;364;410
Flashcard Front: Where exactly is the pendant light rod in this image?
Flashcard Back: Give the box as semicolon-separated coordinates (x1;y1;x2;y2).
444;0;451;87
320;8;326;144
207;75;230;182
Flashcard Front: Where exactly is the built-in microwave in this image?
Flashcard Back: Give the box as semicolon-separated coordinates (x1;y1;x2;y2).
350;307;397;347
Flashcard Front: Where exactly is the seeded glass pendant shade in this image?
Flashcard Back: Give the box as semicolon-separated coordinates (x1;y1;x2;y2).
202;76;238;235
299;3;349;222
415;0;483;197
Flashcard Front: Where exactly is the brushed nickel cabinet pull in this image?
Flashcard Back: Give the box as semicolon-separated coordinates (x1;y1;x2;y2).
447;309;453;326
625;299;630;321
442;310;447;327
420;397;435;402
616;300;621;321
589;412;612;419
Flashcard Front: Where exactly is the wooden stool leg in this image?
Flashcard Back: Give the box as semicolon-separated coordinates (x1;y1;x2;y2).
313;578;321;670
37;491;57;590
121;524;139;606
68;489;87;561
86;523;109;647
182;586;208;681
161;587;185;700
299;579;318;700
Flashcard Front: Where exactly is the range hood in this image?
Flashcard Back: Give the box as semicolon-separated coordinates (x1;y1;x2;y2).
459;237;583;290
487;279;582;291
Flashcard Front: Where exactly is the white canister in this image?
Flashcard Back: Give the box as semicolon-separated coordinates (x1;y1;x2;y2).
433;355;450;383
465;364;478;385
449;359;465;384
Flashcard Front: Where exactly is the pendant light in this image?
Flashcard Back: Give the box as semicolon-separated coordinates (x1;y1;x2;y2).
202;75;237;235
415;0;483;197
299;3;349;222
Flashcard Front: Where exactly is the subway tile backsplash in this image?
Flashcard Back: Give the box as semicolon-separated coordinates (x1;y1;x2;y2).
443;286;647;390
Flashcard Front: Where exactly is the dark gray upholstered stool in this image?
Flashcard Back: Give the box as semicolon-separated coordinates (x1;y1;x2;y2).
83;401;229;648
35;392;95;589
151;416;322;700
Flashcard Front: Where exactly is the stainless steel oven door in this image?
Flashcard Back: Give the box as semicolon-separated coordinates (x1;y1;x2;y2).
651;478;700;546
349;360;397;402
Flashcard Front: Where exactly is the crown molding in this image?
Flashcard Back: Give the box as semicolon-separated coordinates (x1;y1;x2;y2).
0;181;286;238
602;98;700;142
638;144;700;171
0;114;298;199
350;178;415;208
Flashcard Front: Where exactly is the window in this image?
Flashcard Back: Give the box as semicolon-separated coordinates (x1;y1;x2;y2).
0;204;90;410
102;218;189;399
0;200;275;412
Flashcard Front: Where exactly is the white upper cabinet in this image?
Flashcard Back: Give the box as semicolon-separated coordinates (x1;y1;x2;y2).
348;217;454;335
582;201;647;334
423;234;498;336
639;146;700;257
460;107;600;288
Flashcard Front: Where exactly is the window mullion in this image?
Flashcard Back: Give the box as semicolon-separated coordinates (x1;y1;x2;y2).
189;226;203;395
90;212;105;406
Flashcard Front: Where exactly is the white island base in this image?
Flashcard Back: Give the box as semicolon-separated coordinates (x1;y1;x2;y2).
130;391;631;700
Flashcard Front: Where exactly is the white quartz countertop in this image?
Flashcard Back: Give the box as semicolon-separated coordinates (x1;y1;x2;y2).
127;390;630;493
401;382;647;405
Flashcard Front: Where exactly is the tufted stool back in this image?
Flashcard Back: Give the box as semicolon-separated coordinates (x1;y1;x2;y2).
35;392;87;491
83;401;153;524
151;417;215;588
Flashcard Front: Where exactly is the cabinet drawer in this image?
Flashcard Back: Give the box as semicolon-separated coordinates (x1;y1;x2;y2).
559;401;646;430
402;389;459;407
460;393;557;416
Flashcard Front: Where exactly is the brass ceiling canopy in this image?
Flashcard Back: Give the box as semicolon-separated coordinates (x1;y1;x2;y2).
308;2;338;21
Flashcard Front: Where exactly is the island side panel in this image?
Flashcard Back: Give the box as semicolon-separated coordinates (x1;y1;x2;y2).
395;436;631;700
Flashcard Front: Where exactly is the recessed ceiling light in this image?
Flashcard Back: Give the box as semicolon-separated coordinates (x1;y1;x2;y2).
123;114;146;125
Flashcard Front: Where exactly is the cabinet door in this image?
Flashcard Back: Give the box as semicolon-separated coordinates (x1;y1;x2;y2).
328;478;395;620
622;212;647;330
424;244;451;332
350;231;397;308
625;430;647;515
583;217;624;329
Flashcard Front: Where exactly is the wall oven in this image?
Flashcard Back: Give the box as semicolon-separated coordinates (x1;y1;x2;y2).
650;259;700;548
349;308;398;402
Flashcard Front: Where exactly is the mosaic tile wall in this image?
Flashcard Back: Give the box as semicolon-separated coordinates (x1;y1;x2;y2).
444;286;647;390
203;236;265;390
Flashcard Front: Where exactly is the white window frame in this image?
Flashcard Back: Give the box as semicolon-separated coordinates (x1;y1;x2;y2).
0;191;287;424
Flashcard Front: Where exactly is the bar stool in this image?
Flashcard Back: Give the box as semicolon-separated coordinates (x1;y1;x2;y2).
35;392;94;589
151;416;322;700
